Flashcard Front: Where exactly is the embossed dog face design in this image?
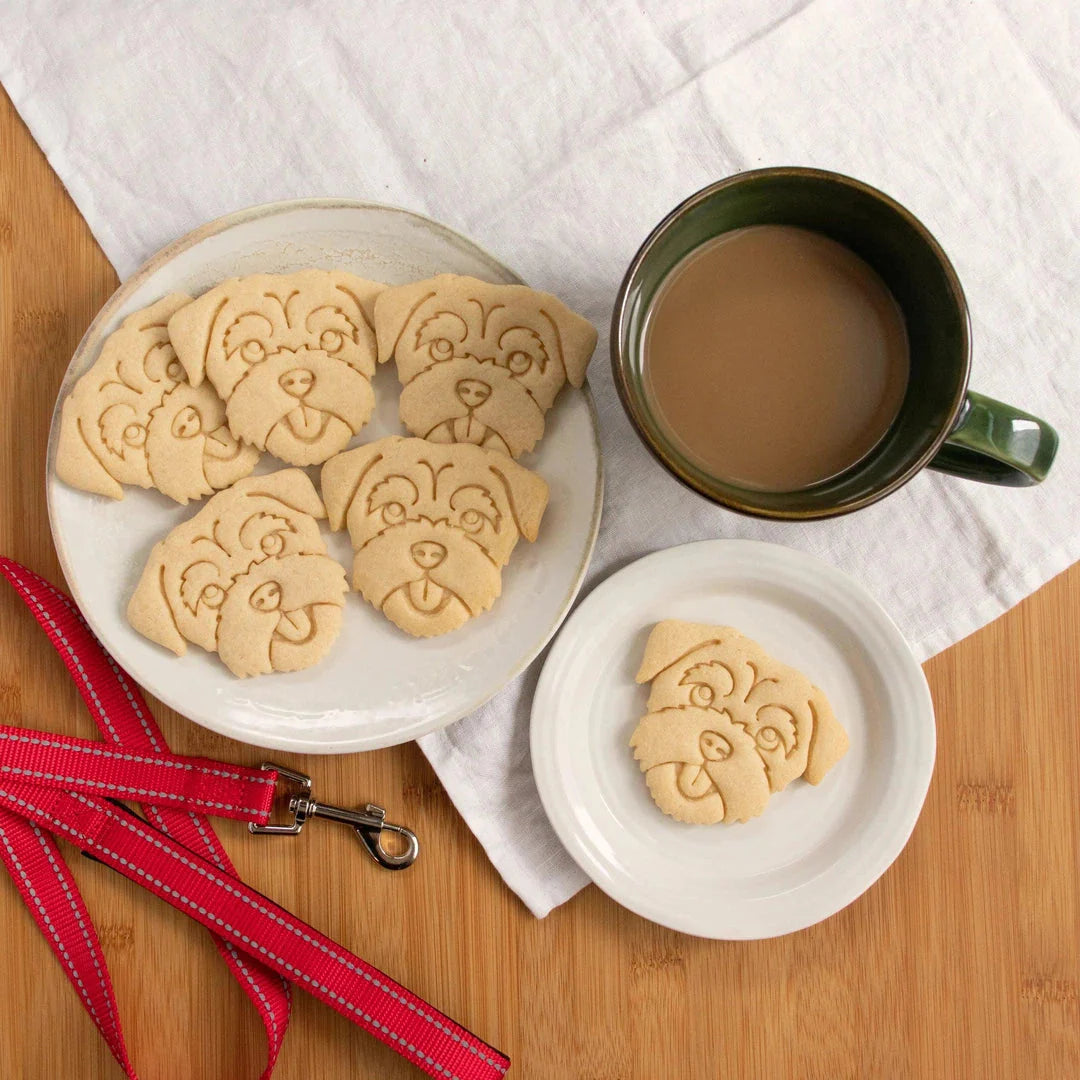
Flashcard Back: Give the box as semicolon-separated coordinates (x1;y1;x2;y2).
321;436;548;637
630;621;849;824
374;275;597;458
167;271;384;466
127;470;348;677
55;293;259;503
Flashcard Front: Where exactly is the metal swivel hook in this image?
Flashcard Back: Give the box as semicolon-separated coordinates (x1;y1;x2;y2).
249;764;419;871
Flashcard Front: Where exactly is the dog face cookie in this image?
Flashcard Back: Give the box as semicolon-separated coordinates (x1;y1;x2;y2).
629;621;849;824
374;274;596;457
55;294;259;503
128;470;348;677
167;271;384;466
321;436;548;637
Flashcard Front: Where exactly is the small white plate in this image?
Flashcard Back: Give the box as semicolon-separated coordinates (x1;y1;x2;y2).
47;200;602;752
531;540;935;939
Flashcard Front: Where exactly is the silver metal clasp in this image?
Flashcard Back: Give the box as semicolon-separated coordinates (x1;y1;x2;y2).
249;763;418;871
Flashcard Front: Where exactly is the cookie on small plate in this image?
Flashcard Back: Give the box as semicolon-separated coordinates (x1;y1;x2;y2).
128;469;347;677
321;435;548;637
55;294;259;503
167;270;384;466
630;620;849;824
374;274;596;457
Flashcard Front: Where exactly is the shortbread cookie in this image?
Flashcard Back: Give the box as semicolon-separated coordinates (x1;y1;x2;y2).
55;294;259;503
374;274;597;458
629;620;849;824
128;470;348;677
167;270;384;466
321;436;548;637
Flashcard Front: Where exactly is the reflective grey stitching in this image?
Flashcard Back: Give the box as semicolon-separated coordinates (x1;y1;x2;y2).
32;825;123;1044
186;810;228;866
4;570;124;745
0;789;505;1075
0;765;265;815
34;572;163;754
0;794;465;1079
0;731;274;785
3;571;296;1064
143;808;290;1046
0;824;102;1027
224;940;281;1046
89;798;505;1071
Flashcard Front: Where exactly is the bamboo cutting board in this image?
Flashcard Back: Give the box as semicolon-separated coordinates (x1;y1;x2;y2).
1;89;1078;1079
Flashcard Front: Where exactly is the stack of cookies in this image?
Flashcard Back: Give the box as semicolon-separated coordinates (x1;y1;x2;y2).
56;270;597;677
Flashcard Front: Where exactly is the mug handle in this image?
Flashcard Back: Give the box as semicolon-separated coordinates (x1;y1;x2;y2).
928;390;1059;486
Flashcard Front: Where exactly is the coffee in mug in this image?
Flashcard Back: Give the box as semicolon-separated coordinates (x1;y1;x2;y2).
643;225;909;492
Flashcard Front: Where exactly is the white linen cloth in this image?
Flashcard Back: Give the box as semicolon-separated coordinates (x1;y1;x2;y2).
3;0;1078;917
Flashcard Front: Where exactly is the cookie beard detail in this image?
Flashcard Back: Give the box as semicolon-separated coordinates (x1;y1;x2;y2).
631;706;772;824
398;359;547;458
144;401;249;504
350;519;503;638
216;600;343;678
225;349;375;466
213;554;348;678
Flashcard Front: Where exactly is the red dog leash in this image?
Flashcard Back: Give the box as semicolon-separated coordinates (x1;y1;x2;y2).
0;556;509;1080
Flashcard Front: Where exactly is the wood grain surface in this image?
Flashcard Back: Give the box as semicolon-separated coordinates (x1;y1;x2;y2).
1;88;1078;1080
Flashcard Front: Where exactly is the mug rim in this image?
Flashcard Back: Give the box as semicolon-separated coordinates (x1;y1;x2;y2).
611;166;973;520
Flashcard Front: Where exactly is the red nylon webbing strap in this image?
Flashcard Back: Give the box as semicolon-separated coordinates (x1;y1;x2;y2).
1;554;290;1077
0;557;510;1079
0;808;135;1072
0;725;277;822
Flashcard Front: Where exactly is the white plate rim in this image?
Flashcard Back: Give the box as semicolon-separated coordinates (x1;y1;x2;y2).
530;538;936;939
45;198;604;752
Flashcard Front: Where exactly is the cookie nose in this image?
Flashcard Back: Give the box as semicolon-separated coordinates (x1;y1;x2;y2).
410;541;447;570
279;369;315;398
699;731;732;762
455;378;492;408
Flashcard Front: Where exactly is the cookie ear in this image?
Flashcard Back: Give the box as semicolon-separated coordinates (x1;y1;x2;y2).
373;279;440;364
543;294;597;388
320;442;393;531
491;457;548;542
635;621;737;684
239;469;327;520
55;398;124;499
804;687;850;784
127;547;186;655
167;290;224;387
329;272;385;335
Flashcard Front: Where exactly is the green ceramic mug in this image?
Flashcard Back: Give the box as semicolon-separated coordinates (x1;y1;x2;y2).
612;167;1059;520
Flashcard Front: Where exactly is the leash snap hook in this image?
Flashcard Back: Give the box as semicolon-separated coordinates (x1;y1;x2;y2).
249;763;419;870
351;803;419;871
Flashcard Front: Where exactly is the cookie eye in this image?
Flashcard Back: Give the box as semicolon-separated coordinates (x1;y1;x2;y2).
507;350;532;375
123;423;147;447
249;582;282;612
166;359;184;381
170;406;202;439
240;340;266;363
459;508;488;533
699;731;732;762
755;727;782;751
429;337;455;362
381;502;407;525
320;329;344;353
689;684;714;708
200;584;226;609
260;532;285;555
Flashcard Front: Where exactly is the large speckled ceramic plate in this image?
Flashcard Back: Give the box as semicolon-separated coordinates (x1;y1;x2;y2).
532;540;934;939
47;199;602;752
